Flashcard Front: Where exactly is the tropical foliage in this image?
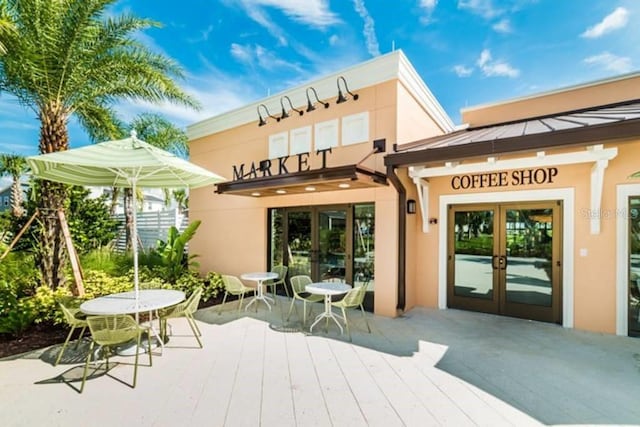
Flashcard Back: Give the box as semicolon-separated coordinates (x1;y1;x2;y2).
0;0;199;290
0;153;27;217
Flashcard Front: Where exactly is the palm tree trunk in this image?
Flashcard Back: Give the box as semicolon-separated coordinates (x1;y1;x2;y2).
10;179;24;217
37;102;69;290
124;187;133;250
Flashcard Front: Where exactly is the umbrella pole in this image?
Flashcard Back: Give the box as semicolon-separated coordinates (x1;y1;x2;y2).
132;179;140;323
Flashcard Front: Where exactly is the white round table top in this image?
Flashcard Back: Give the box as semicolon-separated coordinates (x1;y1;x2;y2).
80;289;185;315
306;282;351;296
241;272;278;281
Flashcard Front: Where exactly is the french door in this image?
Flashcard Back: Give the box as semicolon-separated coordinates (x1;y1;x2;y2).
447;201;562;323
279;205;353;282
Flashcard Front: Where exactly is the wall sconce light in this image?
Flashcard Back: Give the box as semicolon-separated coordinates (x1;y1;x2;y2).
257;104;279;127
407;199;417;214
306;87;329;112
336;76;359;104
279;95;303;120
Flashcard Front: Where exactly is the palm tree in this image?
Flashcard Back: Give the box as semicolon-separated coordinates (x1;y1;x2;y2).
0;0;199;289
0;153;26;217
0;3;15;54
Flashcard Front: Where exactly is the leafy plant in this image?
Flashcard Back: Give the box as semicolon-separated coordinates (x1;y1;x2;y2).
0;280;35;337
148;220;201;284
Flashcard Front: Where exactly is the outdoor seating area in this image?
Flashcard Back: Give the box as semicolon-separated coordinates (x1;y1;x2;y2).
2;301;640;426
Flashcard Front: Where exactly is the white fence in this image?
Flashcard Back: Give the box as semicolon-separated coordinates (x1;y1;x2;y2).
112;208;188;252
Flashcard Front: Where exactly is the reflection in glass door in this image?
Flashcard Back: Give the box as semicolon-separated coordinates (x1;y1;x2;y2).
286;210;312;277
269;204;375;311
628;197;640;337
448;202;562;323
318;209;348;282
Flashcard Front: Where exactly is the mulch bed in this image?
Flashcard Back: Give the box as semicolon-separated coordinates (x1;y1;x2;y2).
0;296;226;359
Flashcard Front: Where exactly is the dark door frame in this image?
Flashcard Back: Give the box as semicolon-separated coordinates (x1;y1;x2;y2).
447;201;563;324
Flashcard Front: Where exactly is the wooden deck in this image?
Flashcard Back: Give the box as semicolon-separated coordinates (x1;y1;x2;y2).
1;297;639;426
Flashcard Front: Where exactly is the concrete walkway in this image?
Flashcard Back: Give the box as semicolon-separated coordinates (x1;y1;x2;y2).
1;297;639;426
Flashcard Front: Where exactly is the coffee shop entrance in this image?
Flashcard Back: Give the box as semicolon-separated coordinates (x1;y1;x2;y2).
447;201;563;323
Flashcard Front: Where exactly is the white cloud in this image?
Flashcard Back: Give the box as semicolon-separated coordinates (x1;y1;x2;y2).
239;0;340;28
458;0;501;19
476;49;519;78
477;49;491;67
418;0;438;24
229;43;304;73
328;34;339;46
453;65;473;77
581;7;629;38
584;52;632;74
352;0;380;57
492;18;511;33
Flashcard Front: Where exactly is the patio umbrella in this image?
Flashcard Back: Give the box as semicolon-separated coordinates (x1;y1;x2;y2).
27;131;226;309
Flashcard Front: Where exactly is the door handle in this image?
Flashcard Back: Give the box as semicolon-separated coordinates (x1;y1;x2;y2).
492;255;499;270
499;255;507;270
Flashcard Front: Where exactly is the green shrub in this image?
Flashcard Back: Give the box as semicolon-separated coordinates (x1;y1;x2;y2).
174;272;205;298
204;271;224;302
0;280;35;337
80;247;132;277
28;285;76;325
82;270;139;299
0;251;41;293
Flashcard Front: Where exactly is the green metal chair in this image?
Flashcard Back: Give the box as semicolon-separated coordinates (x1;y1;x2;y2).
54;298;89;366
158;287;203;348
266;264;289;298
219;275;256;314
286;275;323;326
80;315;152;393
331;284;371;341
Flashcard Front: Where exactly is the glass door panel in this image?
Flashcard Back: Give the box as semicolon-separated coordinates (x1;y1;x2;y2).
628;197;640;337
503;208;553;307
286;210;312;277
448;206;499;314
318;209;347;281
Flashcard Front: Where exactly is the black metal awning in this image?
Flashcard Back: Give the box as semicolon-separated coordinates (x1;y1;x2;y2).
216;164;388;197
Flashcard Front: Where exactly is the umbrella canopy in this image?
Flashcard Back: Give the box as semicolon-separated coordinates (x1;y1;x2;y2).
27;131;226;313
27;131;225;189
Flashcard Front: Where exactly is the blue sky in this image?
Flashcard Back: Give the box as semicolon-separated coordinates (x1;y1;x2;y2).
0;0;638;159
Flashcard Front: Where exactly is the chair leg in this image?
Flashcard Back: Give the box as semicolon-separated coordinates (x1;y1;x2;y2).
342;307;351;341
219;292;229;315
74;325;87;350
286;298;296;321
132;333;141;388
80;340;95;393
191;314;202;336
54;325;76;366
238;293;245;312
186;315;203;348
146;329;153;367
360;304;371;333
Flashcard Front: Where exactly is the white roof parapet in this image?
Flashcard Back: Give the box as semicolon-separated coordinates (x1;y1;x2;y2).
187;50;454;140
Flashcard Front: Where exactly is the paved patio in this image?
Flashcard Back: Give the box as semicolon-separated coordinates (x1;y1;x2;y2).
1;296;639;426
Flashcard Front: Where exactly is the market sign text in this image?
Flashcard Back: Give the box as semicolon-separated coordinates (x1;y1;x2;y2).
232;148;333;181
451;167;558;190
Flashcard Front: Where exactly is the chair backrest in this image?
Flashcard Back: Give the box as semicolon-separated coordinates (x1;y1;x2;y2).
58;299;86;326
222;275;245;294
87;315;140;346
290;275;312;295
272;264;288;282
184;287;203;313
339;284;368;308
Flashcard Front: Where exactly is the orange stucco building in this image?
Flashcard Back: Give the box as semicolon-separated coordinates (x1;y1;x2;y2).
187;50;640;337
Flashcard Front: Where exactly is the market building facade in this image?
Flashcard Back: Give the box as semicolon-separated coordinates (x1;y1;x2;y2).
187;50;640;337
